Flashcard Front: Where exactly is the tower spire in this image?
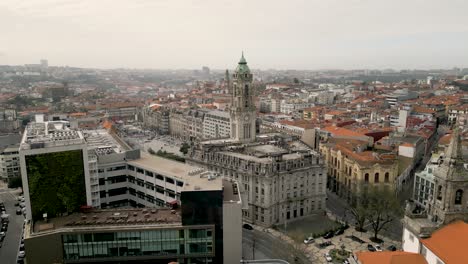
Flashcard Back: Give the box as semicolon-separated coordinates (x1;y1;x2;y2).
239;51;247;64
445;127;463;163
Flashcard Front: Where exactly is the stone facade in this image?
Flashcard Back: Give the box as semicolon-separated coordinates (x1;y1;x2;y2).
320;140;399;202
187;55;327;227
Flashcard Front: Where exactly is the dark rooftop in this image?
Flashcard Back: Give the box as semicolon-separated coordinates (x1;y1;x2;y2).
32;208;181;234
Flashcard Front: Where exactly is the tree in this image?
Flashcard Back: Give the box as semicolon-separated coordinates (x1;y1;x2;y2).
366;187;402;241
8;176;23;189
350;190;370;232
148;147;156;155
179;143;190;155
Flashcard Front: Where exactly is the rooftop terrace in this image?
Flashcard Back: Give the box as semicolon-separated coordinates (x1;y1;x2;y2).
32;208;182;235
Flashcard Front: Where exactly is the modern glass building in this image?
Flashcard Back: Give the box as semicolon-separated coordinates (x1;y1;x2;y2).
62;227;215;263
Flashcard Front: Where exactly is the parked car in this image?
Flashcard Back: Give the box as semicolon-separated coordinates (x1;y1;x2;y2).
374;244;383;251
242;223;253;230
323;231;334;239
387;245;397;251
367;244;376;252
324;253;332;262
16;208;22;215
303;237;314;244
18;251;26;258
334;228;344;236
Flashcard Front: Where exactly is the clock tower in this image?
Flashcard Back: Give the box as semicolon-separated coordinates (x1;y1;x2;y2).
230;53;256;142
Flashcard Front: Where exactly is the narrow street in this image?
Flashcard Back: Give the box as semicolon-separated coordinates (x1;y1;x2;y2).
0;187;24;264
242;229;311;264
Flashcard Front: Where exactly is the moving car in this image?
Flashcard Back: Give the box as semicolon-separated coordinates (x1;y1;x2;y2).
324;253;332;262
303;237;314;244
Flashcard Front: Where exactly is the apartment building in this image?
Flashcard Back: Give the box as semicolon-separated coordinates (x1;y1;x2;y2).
203;110;230;139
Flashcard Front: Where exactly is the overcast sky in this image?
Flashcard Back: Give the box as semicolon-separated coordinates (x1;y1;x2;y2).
1;0;468;70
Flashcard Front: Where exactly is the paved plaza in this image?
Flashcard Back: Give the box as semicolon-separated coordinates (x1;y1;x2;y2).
253;215;402;264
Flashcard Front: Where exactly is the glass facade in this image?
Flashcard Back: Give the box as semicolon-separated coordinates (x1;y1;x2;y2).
62;228;214;261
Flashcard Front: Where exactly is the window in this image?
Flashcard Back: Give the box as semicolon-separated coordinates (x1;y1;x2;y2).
455;189;463;205
384;172;390;183
145;171;153;177
156;174;164;181
166;177;175;184
176;181;183;187
108;187;127;197
374;173;379;183
437;185;442;200
364;173;369;183
136;168;144;174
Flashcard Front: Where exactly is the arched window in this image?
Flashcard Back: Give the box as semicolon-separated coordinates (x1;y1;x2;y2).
384;172;390;183
364;173;369;183
374;173;379;183
455;189;463;205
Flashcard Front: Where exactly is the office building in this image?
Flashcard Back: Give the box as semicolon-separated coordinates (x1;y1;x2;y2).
25;178;242;264
20;117;242;263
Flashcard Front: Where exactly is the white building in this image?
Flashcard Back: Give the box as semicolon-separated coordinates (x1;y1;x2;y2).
280;101;313;114
203;110;231;139
0;144;20;181
19;118;92;221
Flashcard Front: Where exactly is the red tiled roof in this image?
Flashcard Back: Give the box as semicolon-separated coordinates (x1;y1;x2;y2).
420;220;468;264
356;251;428;264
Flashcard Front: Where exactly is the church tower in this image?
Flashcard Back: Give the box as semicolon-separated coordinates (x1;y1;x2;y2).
429;127;468;224
230;53;256;142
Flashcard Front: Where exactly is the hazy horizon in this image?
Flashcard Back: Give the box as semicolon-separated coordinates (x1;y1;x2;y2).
1;0;468;70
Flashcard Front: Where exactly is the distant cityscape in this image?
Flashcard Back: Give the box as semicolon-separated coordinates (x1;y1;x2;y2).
0;55;467;264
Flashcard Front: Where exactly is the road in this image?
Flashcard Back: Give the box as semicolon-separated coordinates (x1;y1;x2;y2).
0;187;24;264
242;229;311;264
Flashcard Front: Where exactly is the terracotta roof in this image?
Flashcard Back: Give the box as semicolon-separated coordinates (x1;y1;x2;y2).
412;106;435;114
102;120;113;130
438;133;452;146
400;142;414;147
356;251;428;264
323;126;367;138
420;220;468;264
325;110;347;116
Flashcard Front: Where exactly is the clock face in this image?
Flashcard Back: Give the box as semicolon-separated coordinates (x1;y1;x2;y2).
244;114;250;121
